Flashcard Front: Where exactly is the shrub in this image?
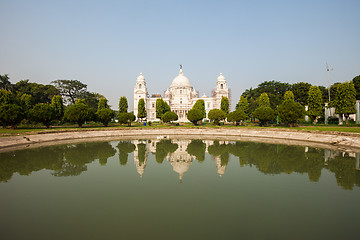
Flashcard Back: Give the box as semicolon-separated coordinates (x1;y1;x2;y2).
29;103;55;128
252;106;276;126
64;102;93;127
0;104;24;128
208;109;226;125
277;100;305;127
118;112;136;126
227;110;247;126
187;109;203;125
96;108;115;127
162;111;178;124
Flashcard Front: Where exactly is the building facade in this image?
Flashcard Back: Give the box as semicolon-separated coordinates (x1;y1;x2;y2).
134;69;230;122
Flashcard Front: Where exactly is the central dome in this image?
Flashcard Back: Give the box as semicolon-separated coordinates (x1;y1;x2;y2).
170;69;192;88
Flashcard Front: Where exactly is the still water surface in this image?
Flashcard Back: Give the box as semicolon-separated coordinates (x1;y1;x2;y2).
0;139;359;239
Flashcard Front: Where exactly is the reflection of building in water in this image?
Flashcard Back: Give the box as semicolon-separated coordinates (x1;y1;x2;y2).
324;149;360;170
324;149;340;165
133;140;148;178
131;139;230;179
131;140;360;180
214;156;226;177
166;140;193;181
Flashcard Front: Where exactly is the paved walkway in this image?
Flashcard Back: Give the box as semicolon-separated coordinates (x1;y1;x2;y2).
1;128;360;152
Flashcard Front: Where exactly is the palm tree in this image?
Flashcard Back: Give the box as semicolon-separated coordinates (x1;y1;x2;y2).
0;74;13;91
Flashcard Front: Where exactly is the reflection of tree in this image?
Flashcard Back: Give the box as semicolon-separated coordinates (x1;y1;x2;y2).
186;140;206;162
247;143;283;174
52;162;87;177
96;142;116;166
228;141;251;166
327;155;360;190
304;148;324;182
64;143;99;166
116;141;136;165
0;145;65;182
155;140;178;164
137;143;147;164
1;139;360;189
208;141;230;166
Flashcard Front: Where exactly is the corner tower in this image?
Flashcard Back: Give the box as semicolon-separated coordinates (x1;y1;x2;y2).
134;73;148;119
213;73;230;109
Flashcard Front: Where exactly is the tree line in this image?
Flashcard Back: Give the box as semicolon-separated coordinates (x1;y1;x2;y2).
236;75;360;125
0;76;130;128
1;73;359;128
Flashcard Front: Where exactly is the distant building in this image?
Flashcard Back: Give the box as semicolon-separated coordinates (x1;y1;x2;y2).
133;68;230;122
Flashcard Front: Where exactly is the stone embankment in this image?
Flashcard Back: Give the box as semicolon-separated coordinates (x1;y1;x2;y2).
1;128;360;152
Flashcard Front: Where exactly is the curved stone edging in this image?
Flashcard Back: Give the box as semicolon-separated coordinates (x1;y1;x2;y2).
1;128;360;152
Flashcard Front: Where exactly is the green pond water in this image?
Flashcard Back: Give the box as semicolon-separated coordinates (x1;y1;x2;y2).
0;139;359;240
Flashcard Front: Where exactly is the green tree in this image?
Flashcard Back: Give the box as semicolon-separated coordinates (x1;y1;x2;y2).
156;98;170;120
328;82;341;106
192;99;205;113
277;96;305;127
119;96;128;113
0;74;13;91
283;90;295;101
118;112;135;126
0;89;15;104
16;80;59;104
0;104;24;128
236;96;249;116
20;93;34;119
187;99;205;125
319;86;329;104
307;86;323;123
221;96;229;114
227;110;247;126
162;111;178;124
351;75;360;100
333;82;356;124
96;97;115;127
258;92;270;107
252;107;276;126
291;82;312;105
51;80;87;104
29;103;55;128
208;109;226;125
51;95;64;121
64;102;92;127
96;108;115;127
137;98;147;121
187;109;203;125
98;97;109;110
242;81;290;109
82;92;104;113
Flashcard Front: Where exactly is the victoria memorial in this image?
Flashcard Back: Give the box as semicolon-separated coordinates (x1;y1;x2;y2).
134;68;230;122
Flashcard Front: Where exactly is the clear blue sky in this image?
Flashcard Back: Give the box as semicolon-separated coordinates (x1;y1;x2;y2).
1;0;359;110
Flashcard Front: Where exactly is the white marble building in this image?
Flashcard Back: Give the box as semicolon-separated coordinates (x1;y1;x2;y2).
134;68;230;122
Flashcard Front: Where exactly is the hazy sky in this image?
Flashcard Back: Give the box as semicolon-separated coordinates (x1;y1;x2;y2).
1;0;359;110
